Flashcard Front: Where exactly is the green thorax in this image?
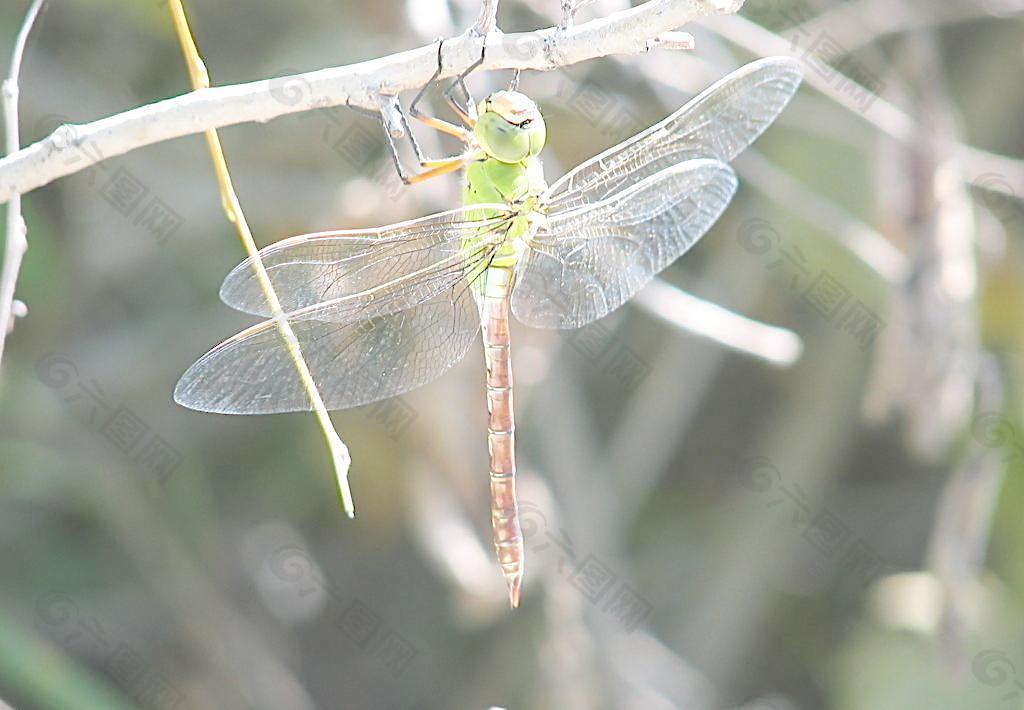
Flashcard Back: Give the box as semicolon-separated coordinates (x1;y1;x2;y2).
462;155;547;274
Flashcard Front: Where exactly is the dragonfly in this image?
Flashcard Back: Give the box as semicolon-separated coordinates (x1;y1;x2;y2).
175;56;803;608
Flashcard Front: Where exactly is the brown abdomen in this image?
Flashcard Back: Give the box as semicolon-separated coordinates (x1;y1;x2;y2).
481;279;523;608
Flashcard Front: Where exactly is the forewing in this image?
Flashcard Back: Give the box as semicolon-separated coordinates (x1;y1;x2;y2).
174;271;485;414
220;205;511;318
512;160;737;329
544;57;801;213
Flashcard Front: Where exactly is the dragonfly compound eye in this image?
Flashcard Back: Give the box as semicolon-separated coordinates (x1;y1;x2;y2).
475;91;546;163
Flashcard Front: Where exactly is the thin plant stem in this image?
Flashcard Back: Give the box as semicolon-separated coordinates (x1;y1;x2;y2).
166;0;355;516
0;0;46;368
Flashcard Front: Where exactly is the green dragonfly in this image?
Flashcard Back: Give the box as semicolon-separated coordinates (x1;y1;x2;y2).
175;57;803;608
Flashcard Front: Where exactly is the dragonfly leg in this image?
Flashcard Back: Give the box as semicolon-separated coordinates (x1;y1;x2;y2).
353;83;467;185
366;40;484;185
381;103;472;184
402;154;469;185
442;46;485;128
380;117;468;186
409;40;475;141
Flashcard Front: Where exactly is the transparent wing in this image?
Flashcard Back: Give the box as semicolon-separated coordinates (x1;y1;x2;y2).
219;204;512;318
513;159;737;329
544;57;801;213
175;274;487;415
174;225;506;414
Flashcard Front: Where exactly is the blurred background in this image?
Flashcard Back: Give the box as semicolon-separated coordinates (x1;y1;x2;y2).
2;0;1024;708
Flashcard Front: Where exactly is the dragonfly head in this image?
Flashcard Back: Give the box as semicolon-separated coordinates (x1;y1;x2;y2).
474;91;546;164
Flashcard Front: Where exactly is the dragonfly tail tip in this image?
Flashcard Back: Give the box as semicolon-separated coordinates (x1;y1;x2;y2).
506;574;523;609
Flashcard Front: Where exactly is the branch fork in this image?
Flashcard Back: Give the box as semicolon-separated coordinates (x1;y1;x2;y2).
0;0;746;206
0;0;46;366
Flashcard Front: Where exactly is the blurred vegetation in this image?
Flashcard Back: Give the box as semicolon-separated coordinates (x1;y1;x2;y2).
2;1;1024;709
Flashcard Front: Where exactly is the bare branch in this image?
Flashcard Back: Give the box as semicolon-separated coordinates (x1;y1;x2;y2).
0;0;46;367
472;0;500;36
634;279;803;367
711;13;1024;200
0;0;744;205
560;0;596;29
739;150;909;284
374;93;407;140
794;0;1024;56
650;31;696;51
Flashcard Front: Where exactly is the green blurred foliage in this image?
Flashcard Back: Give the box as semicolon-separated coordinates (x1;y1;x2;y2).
2;1;1024;709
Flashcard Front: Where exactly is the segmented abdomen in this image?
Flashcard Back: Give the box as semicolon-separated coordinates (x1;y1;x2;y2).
481;270;524;608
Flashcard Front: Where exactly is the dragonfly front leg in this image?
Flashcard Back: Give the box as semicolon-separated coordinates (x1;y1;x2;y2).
379;118;470;185
370;94;472;185
409;40;476;140
441;50;485;129
402;155;470;185
370;41;478;185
